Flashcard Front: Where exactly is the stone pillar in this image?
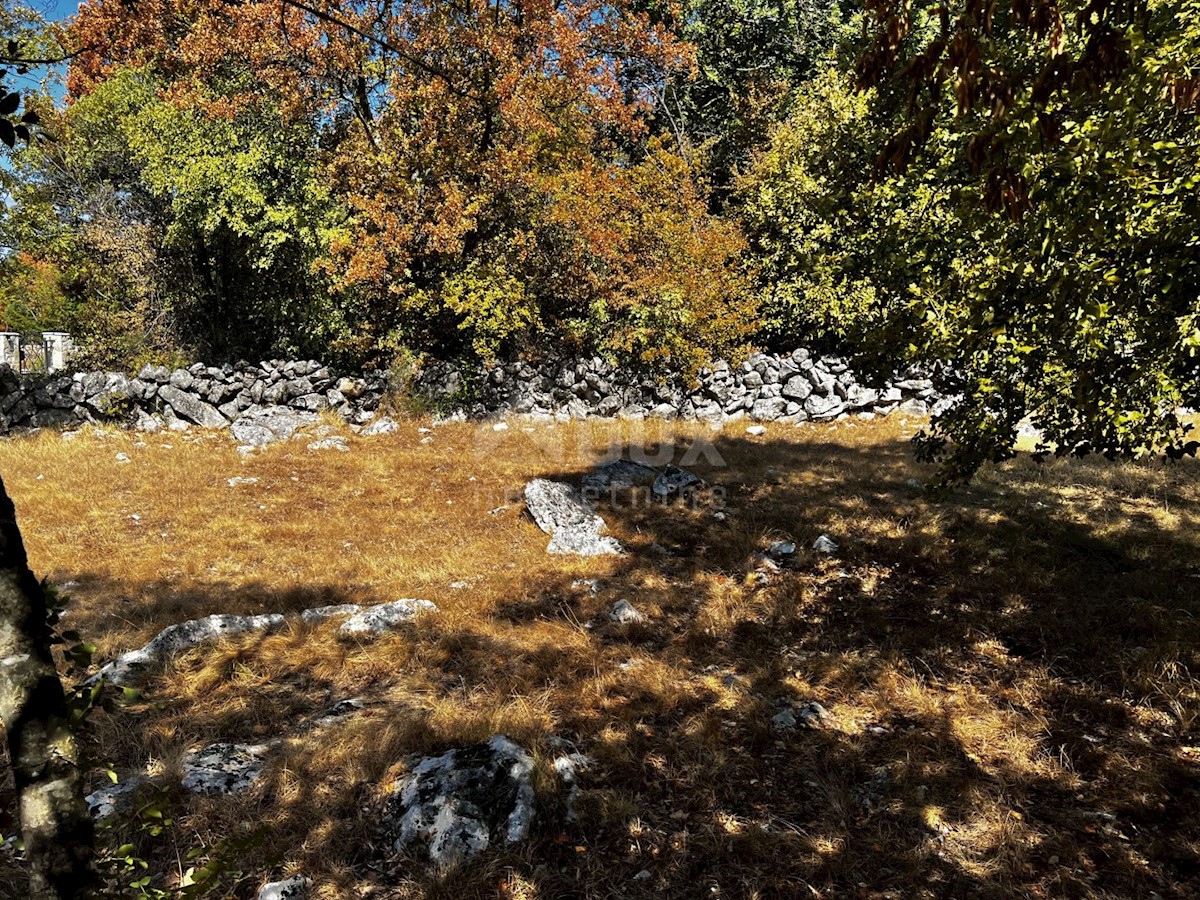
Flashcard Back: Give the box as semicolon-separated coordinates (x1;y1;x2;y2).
41;332;73;373
0;333;19;370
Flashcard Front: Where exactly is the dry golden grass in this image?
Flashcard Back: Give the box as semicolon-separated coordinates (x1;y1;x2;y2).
1;413;1199;899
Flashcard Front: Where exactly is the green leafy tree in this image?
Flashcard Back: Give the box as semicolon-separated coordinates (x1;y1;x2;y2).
743;0;1200;480
654;0;845;202
4;66;348;366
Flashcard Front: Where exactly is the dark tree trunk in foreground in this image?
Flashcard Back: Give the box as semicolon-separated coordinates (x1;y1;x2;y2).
0;477;95;898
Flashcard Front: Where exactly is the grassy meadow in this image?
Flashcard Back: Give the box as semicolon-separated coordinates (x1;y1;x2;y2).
1;414;1199;899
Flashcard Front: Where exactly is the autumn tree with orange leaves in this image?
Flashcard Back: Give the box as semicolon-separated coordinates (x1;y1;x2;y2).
64;0;753;368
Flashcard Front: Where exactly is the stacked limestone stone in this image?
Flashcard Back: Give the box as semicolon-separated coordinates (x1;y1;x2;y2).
420;349;939;423
0;349;941;435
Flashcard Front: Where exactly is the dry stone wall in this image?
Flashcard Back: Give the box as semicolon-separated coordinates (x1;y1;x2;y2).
0;350;943;435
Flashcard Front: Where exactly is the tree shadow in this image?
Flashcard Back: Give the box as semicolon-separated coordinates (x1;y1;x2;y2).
5;428;1199;898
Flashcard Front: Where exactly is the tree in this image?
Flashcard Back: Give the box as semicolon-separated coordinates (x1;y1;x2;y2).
656;0;845;203
742;0;1200;480
0;8;99;897
0;479;96;900
66;0;755;369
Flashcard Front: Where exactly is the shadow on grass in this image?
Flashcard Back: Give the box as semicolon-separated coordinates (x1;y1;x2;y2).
7;430;1199;899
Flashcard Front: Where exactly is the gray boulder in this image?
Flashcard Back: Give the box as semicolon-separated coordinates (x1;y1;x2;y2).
781;375;813;402
750;397;786;421
158;384;228;428
382;734;535;866
168;368;194;390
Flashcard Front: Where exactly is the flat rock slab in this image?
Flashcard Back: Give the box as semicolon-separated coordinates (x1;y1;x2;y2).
92;613;288;686
651;464;705;499
581;459;658;492
524;479;623;556
382;734;535;866
339;599;439;637
85;776;148;821
299;603;362;624
182;742;270;795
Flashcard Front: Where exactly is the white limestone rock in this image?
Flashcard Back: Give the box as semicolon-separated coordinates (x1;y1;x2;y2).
383;735;536;866
181;742;270;795
361;415;400;436
812;534;839;555
307;436;348;452
91;613;288;686
85;776;148;821
230;407;318;447
299;603;362;624
609;599;645;624
524;479;623;557
257;876;308;900
339;599;439;637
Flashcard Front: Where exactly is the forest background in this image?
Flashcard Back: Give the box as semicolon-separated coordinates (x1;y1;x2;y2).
0;0;1197;475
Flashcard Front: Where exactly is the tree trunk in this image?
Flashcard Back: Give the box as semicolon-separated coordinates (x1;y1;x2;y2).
0;476;96;898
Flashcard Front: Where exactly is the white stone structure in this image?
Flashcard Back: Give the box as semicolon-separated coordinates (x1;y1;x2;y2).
41;332;73;372
0;333;19;370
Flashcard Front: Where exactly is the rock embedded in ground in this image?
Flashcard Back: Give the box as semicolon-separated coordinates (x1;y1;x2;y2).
307;436;348;452
361;415;399;436
314;698;365;727
257;876;308;900
796;701;833;728
524;478;623;556
338;599;439;637
85;776;148;821
812;534;839;555
609;599;646;624
382;734;536;866
299;603;362;623
651;464;705;500
181;742;270;795
581;459;658;492
771;709;798;730
91;612;288;686
553;752;596;822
